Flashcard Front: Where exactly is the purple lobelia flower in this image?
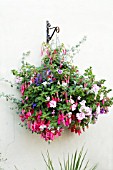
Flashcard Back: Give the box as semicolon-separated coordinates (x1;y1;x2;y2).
49;79;53;83
57;69;63;74
35;74;43;86
47;69;51;75
100;108;105;114
32;103;37;109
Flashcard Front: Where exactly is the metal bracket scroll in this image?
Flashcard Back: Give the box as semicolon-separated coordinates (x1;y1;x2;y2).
46;21;60;43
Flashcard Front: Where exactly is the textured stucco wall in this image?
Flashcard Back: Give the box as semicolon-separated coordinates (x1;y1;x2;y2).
0;0;113;169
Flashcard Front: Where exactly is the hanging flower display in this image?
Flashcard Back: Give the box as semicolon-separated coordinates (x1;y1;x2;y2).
1;39;113;142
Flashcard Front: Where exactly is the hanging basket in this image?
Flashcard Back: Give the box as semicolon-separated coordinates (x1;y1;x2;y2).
9;40;113;142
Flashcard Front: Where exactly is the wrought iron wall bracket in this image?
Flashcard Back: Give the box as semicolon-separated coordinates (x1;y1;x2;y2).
46;21;60;43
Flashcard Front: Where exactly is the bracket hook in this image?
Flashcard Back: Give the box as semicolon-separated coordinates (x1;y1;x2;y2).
46;21;60;43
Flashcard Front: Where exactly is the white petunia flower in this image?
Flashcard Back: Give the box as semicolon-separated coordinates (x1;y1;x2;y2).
100;93;104;100
69;99;75;104
77;96;81;100
46;96;50;101
39;125;47;131
42;81;48;86
49;100;56;108
80;100;86;106
62;82;67;86
68;112;72;118
96;106;100;114
57;81;60;85
71;104;77;111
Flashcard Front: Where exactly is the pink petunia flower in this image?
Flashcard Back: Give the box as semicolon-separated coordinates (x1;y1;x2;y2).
85;107;92;116
52;110;55;115
15;77;22;83
76;112;85;120
79;106;92;116
79;100;86;106
92;84;100;94
69;99;74;104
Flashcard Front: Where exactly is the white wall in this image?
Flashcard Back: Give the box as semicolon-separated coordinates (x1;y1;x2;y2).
0;0;113;169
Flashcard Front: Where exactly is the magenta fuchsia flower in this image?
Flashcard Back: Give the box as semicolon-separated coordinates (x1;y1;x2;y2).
65;114;72;126
22;109;25;114
19;114;25;122
25;111;32;119
20;84;25;95
63;49;66;55
58;113;65;125
76;129;82;136
27;121;31;129
25;96;28;100
58;113;72;127
41;129;55;141
64;117;71;126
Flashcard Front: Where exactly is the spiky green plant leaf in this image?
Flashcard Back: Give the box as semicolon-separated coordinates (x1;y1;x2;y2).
43;148;97;170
